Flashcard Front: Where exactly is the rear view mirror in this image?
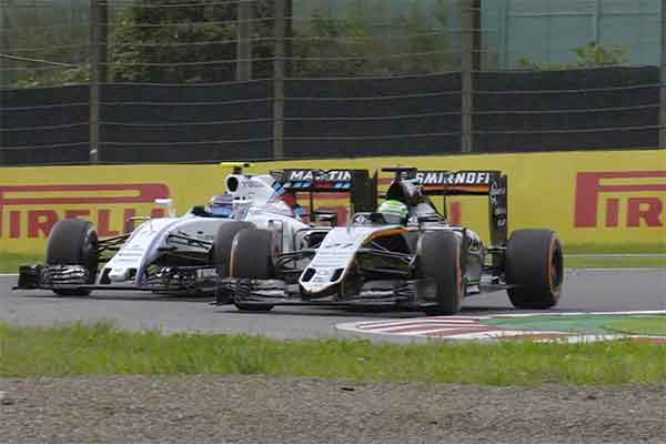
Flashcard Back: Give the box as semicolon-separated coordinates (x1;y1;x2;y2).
155;198;176;217
190;206;207;217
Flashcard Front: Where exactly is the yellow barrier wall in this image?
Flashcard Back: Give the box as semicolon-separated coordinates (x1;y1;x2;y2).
1;149;664;255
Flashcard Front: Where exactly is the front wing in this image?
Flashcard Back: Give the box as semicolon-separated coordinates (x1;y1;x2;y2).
14;264;220;295
217;277;513;307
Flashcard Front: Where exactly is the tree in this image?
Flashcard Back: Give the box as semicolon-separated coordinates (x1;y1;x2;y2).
518;42;629;70
2;0;90;87
5;0;456;86
572;42;628;67
289;0;453;77
289;12;373;77
112;0;235;83
111;0;277;83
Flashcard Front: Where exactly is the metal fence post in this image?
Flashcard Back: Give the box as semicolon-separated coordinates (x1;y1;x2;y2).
592;0;601;44
272;0;286;160
659;0;666;148
460;0;477;153
0;0;14;164
236;0;253;81
0;0;12;89
89;0;107;163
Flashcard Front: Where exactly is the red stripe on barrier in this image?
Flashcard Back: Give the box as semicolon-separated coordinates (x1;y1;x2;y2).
0;183;170;206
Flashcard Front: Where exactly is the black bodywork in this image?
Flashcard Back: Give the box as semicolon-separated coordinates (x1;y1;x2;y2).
227;167;514;309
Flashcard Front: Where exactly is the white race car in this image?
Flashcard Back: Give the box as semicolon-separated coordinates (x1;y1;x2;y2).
15;164;374;297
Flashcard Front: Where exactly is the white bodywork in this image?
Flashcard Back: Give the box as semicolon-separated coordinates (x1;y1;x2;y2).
98;172;309;286
299;225;403;294
298;221;483;296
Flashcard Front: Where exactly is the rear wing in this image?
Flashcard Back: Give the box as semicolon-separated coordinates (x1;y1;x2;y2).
415;170;508;246
271;168;377;215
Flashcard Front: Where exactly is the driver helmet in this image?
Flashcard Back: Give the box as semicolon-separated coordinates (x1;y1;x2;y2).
207;193;234;218
377;199;409;225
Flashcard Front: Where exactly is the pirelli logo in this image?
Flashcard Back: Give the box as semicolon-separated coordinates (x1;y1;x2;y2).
574;171;665;228
0;183;170;239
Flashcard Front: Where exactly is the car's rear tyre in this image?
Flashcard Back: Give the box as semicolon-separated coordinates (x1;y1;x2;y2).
230;228;275;312
46;219;98;296
505;229;563;309
419;231;465;315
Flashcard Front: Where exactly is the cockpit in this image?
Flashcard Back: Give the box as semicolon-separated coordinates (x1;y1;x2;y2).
384;178;441;221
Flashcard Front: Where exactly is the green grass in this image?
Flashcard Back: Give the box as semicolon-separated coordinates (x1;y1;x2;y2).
0;322;664;385
564;254;666;269
604;317;666;336
0;252;42;273
487;315;666;336
564;243;665;254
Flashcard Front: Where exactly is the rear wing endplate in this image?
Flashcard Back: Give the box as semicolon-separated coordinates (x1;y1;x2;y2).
415;170;508;246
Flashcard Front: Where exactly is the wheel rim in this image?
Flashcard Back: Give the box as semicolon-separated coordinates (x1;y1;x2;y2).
547;237;563;295
455;241;464;307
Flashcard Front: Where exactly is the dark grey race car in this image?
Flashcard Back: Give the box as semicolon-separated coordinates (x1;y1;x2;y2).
223;167;564;315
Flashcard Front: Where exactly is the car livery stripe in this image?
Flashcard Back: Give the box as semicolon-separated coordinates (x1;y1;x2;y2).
368;227;411;240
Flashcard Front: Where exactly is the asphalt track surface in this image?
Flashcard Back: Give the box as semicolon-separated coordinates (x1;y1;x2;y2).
1;268;664;340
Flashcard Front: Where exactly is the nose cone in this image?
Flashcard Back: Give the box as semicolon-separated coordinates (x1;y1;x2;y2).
297;226;374;295
300;267;340;294
108;268;130;282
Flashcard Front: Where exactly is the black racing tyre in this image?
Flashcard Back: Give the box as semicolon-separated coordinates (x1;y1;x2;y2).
213;221;254;277
230;228;275;312
505;229;563;309
46;219;98;296
419;231;465;315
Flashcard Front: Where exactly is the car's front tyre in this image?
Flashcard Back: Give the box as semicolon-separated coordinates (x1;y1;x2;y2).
46;219;99;296
213;221;255;278
419;231;465;315
229;228;275;312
